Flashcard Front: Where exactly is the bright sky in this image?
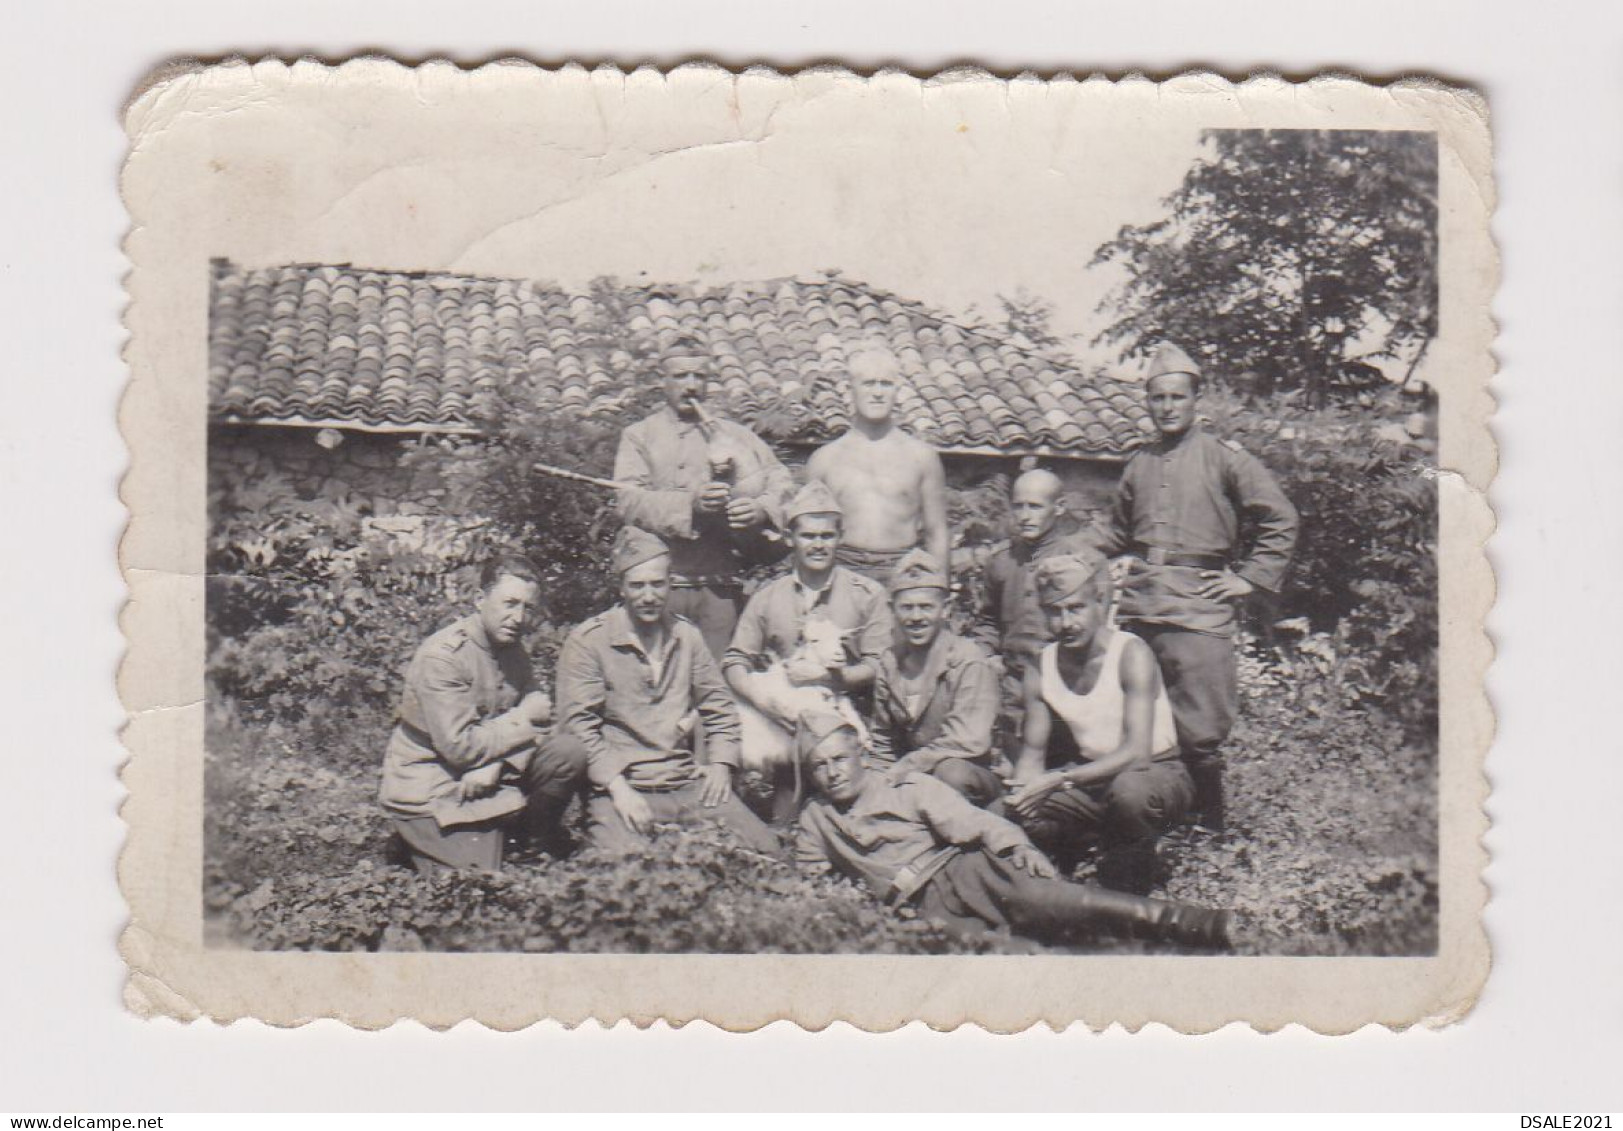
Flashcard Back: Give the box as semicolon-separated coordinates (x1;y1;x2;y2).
194;67;1216;364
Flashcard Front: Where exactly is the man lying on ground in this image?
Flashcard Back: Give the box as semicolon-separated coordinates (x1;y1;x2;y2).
1008;552;1194;894
868;549;1004;808
804;345;950;584
555;527;780;855
792;707;1231;949
379;552;588;875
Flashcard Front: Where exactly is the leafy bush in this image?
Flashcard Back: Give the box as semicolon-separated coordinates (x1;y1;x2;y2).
1198;389;1438;740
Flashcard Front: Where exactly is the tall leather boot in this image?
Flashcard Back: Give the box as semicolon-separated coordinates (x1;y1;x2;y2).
1070;885;1233;950
518;789;578;858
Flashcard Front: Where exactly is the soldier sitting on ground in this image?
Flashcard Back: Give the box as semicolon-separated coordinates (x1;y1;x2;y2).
792;706;1231;950
868;549;1004;808
555;527;781;856
378;552;589;876
1007;552;1195;894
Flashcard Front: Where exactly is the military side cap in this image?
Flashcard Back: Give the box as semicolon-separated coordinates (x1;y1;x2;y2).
784;480;844;525
888;548;949;595
659;331;709;362
1033;550;1108;605
611;526;670;574
1145;342;1201;383
795;705;858;762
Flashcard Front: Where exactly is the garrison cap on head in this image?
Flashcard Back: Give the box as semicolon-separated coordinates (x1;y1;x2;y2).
1033;549;1109;606
888;548;949;596
610;527;670;574
784;480;844;526
659;331;709;360
1145;342;1201;384
795;706;858;763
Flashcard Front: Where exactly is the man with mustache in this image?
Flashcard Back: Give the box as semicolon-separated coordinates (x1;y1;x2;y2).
1087;343;1298;830
1007;552;1194;894
613;332;796;659
555;527;780;855
379;553;588;875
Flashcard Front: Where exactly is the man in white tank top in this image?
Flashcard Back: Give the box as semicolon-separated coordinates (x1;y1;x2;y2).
1006;553;1195;894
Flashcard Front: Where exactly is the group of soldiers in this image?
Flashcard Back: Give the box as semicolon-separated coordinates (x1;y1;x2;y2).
378;334;1298;950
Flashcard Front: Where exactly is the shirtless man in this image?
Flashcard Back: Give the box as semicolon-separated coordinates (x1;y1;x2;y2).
805;346;950;584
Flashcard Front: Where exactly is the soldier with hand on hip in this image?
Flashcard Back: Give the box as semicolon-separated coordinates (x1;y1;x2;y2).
1086;343;1298;831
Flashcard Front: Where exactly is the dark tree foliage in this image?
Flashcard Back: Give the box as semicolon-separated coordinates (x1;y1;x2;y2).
1093;129;1438;404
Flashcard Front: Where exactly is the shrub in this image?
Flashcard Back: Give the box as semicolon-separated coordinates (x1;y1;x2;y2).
1199;390;1438;740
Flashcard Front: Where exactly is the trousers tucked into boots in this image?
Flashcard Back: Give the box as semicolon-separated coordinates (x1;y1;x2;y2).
914;848;1231;949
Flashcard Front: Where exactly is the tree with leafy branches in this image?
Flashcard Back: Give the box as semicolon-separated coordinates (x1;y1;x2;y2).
1092;129;1438;406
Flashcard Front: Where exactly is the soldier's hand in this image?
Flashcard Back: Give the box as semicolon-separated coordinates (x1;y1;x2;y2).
698;763;734;807
520;690;553;726
460;762;504;801
1009;771;1066;817
1197;569;1254;602
1007;844;1057;879
1109;556;1138;586
608;777;656;836
696;482;731;514
725;496;764;529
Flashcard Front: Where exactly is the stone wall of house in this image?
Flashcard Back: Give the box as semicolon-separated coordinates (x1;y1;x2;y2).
208;424;448;516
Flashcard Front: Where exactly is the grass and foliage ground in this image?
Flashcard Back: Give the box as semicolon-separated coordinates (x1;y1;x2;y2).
205;386;1439;955
204;633;1436;956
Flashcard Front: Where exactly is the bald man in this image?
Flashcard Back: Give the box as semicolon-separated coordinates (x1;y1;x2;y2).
805;346;950;584
977;470;1098;744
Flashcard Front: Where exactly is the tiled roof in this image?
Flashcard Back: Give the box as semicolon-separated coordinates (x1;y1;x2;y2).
209;260;1152;458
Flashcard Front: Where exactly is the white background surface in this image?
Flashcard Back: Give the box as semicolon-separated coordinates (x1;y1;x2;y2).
1;0;1618;1112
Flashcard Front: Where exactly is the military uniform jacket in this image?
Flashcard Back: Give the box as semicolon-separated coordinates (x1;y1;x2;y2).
795;772;1033;904
723;566;894;675
1091;428;1298;636
870;631;998;771
613;405;796;579
978;522;1096;662
378;614;539;828
556;605;741;790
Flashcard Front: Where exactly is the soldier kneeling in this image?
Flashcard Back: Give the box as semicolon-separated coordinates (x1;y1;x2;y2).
379;552;588;875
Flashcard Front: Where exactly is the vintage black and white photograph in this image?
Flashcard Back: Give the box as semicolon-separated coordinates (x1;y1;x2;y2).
121;63;1493;1029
